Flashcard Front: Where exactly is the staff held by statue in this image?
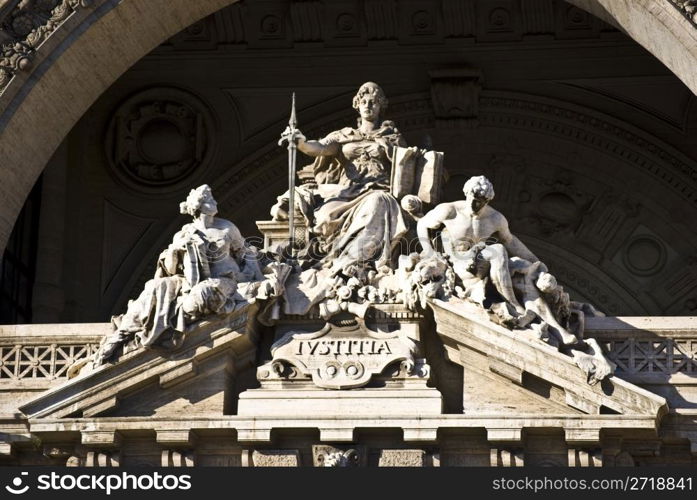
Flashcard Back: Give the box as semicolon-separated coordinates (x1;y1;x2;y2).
278;93;303;258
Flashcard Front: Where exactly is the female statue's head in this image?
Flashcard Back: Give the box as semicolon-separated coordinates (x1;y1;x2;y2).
180;184;218;217
352;82;388;125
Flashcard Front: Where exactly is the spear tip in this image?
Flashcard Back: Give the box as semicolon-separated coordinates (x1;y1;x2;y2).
289;92;297;128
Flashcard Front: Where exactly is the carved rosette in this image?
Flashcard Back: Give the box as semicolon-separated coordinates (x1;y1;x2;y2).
312;445;364;467
257;320;429;390
105;87;216;190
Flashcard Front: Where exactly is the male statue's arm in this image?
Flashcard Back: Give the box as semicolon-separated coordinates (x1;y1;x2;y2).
417;204;452;256
495;214;540;263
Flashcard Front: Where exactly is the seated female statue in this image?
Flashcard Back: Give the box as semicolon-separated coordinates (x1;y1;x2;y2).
94;184;265;365
274;82;412;275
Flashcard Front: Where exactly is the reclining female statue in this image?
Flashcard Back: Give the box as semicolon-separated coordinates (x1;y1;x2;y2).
91;185;275;366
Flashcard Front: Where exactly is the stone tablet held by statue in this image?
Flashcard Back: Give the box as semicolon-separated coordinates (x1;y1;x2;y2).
390;145;446;204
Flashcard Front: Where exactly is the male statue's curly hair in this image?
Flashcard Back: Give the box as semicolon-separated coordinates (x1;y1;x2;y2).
462;175;495;201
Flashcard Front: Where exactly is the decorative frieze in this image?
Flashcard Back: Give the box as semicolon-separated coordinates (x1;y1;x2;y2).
479;94;697;207
249;449;300;467
154;0;617;55
0;0;93;91
378;449;427;467
669;0;697;28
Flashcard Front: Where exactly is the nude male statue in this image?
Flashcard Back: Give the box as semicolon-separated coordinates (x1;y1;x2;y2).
417;175;589;347
417;175;540;315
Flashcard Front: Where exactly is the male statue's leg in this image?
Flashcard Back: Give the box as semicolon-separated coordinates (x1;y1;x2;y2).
481;244;525;314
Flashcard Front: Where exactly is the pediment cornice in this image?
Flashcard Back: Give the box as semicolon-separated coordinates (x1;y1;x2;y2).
430;298;668;424
19;305;256;419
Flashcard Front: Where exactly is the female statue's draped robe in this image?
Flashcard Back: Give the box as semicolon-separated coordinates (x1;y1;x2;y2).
311;122;409;273
114;221;246;349
282;122;410;315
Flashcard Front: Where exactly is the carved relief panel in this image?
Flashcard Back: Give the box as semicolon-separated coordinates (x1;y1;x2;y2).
106;87;216;191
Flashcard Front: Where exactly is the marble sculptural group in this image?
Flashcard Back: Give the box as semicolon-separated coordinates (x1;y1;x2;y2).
79;82;613;387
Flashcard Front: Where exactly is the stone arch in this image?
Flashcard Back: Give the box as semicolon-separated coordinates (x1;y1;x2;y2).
0;0;240;252
567;0;697;96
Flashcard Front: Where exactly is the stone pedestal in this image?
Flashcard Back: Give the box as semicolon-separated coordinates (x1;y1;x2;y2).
256;217;308;250
239;304;443;417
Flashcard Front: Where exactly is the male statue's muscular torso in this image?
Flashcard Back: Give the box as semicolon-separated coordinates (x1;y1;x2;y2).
438;202;507;252
418;195;541;316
